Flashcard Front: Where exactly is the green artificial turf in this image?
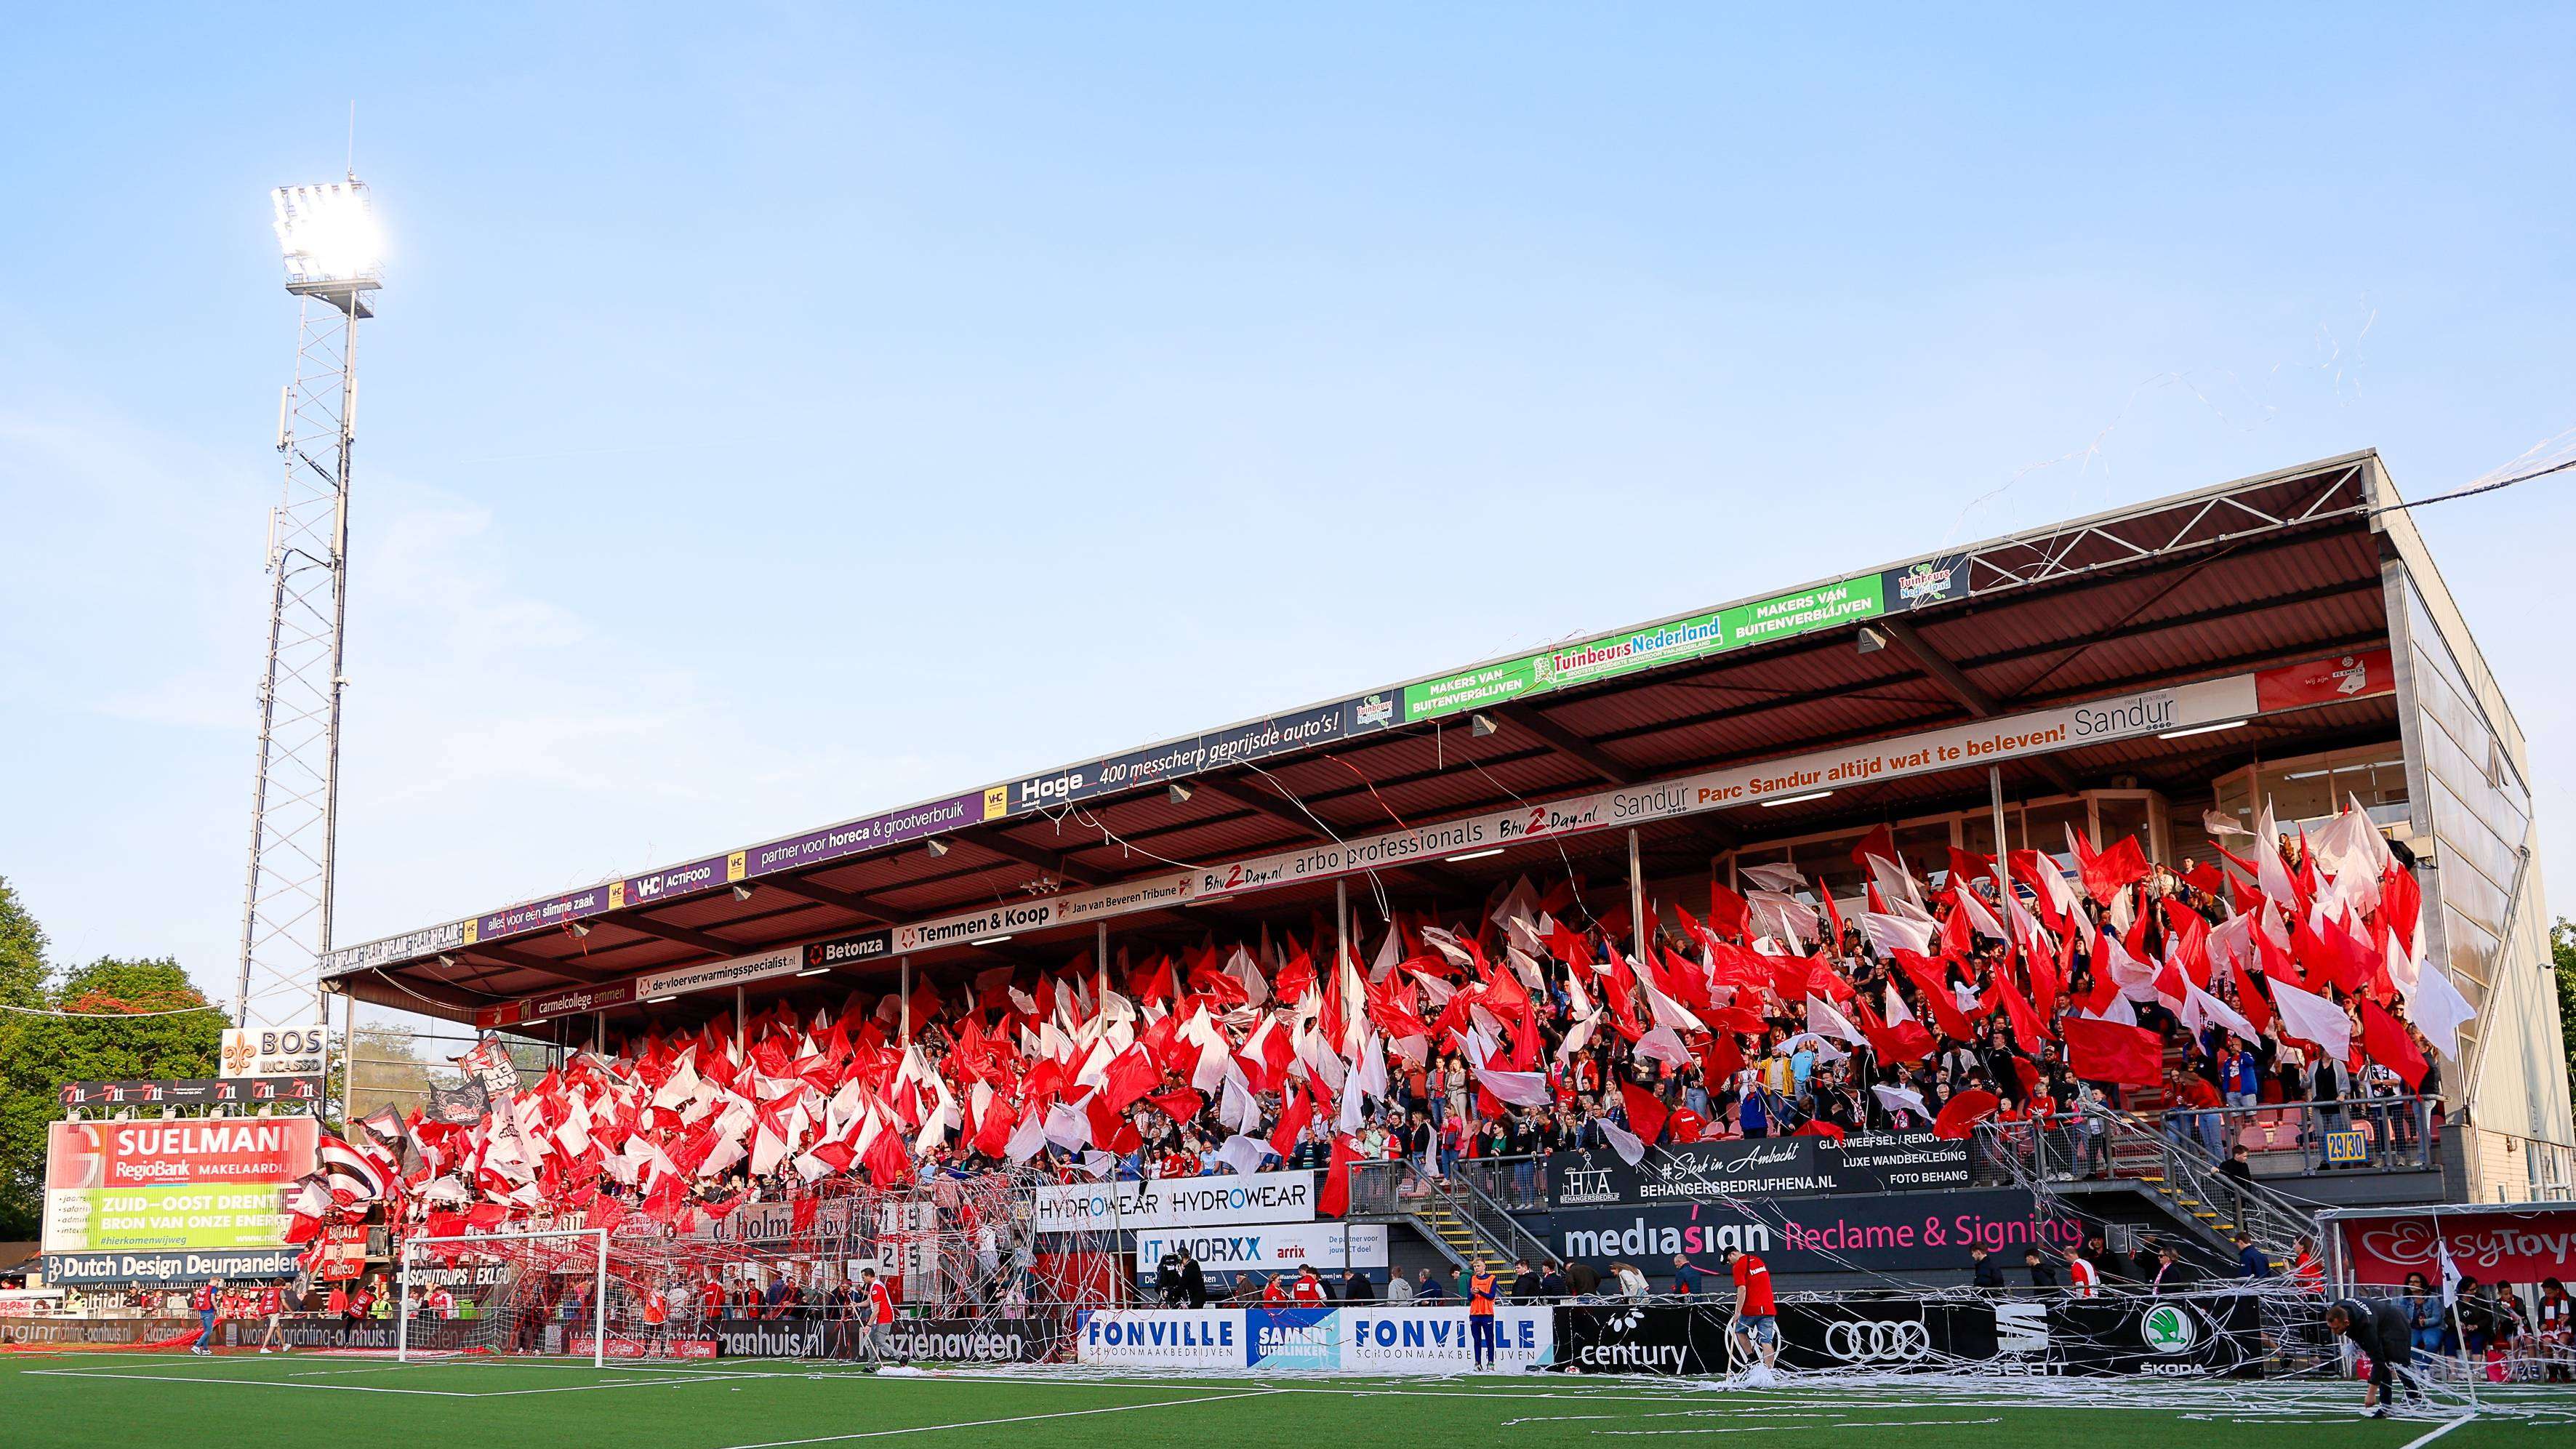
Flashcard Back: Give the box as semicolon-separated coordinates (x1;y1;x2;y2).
4;1352;2568;1449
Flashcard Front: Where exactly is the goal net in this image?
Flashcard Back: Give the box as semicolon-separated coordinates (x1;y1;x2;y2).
390;1168;1123;1365
398;1228;612;1365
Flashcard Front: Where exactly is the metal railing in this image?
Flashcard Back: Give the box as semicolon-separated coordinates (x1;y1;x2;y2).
1981;1105;2324;1259
1443;1165;1562;1270
1447;1154;1552;1213
2162;1096;2439;1176
1344;1156;1560;1271
1979;1096;2439;1186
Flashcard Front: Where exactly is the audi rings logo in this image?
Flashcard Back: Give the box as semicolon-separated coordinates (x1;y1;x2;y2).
1823;1318;1932;1362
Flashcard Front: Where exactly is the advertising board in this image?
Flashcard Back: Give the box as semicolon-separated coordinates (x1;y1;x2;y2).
41;1118;318;1278
1075;1309;1245;1367
1548;1132;1969;1208
1550;1189;2072;1276
1075;1306;1554;1370
1134;1223;1388;1282
220;1027;326;1079
1034;1171;1317;1234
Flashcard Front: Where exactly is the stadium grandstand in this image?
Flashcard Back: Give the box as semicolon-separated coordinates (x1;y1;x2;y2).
319;446;2569;1220
40;449;2573;1419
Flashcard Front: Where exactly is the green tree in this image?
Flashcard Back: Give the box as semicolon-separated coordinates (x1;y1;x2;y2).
0;950;225;1238
0;877;51;1240
348;1020;443;1122
2553;920;2576;1115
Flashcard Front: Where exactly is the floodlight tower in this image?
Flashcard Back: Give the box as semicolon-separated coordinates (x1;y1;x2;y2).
232;178;382;1029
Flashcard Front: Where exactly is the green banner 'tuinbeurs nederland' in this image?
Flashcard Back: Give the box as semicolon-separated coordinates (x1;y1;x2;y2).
1403;574;1887;723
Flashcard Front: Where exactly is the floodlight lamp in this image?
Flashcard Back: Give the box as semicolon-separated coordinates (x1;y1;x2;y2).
731;883;755;902
272;180;384;291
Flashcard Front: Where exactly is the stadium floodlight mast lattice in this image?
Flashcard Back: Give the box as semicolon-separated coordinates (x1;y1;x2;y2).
232;177;382;1031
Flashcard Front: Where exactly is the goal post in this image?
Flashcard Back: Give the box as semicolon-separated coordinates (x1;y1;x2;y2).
398;1227;610;1368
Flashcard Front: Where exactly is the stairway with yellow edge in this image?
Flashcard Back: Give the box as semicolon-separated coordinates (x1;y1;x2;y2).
1412;1198;1490;1271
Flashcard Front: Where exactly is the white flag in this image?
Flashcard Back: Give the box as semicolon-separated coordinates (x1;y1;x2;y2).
1216;1133;1275;1176
1600;1117;1648;1167
1858;912;1938;958
2404;960;2476;1063
2268;976;2354;1060
1872;1083;1930;1121
1472;1064;1553;1107
1806;995;1867;1049
1003;1111;1050;1165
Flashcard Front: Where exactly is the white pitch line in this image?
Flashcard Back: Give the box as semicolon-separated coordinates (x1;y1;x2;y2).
21;1368;489;1399
2394;1415;2475;1449
1595;1419;2005;1437
711;1388;1280;1448
20;1365;739;1399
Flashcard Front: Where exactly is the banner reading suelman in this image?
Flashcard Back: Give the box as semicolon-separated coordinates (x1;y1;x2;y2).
41;1118;318;1275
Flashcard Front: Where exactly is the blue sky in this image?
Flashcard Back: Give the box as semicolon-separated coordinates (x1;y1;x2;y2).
3;6;2572;996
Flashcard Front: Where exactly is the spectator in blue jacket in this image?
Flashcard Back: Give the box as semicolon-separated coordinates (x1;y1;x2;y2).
1671;1254;1704;1295
2234;1233;2273;1280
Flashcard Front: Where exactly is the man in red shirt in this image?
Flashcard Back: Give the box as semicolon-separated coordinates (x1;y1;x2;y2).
699;1275;727;1330
859;1267;898;1370
2175;1069;2226;1161
190;1277;220;1355
257;1281;292;1354
1290;1266;1329;1305
641;1280;670;1347
1721;1245;1778;1381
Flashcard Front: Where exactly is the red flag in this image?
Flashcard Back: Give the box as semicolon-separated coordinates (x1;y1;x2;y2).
1098;1045;1160;1114
970;1097;1016;1158
1706;882;1750;941
1273;951;1317;1006
1933;1088;2000;1140
2381;862;2421;959
2029;933;2063;1021
1991;966;2047;1056
862;1125;914;1188
1145;1087;1205;1125
1269;1088;1314;1161
2063;1016;2166;1088
2356;998;2430;1091
1893;950;1975;1042
1946;846;1996;891
2082;934;2123;1016
1793;1118;1845;1143
2229;955;2274;1035
1701;1032;1745;1085
1318;1133;1360;1217
1619;1080;1670;1146
2080;836;2151;906
1817;885;1850;955
1853;823;1901;872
